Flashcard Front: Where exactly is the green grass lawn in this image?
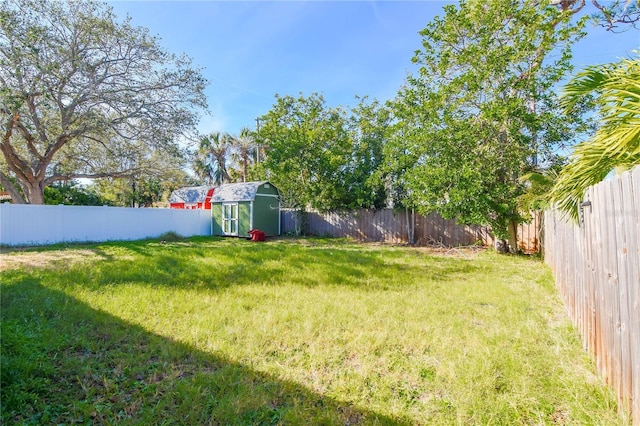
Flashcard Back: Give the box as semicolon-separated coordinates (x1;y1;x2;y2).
1;237;626;425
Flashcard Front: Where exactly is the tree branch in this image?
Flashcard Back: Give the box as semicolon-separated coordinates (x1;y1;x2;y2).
1;113;36;184
591;0;640;30
0;170;26;204
11;112;45;164
44;168;142;186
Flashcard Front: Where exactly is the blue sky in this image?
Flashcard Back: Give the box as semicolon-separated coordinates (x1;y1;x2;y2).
108;1;639;137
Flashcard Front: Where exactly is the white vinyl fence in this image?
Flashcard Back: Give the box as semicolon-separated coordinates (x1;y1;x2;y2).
0;204;212;246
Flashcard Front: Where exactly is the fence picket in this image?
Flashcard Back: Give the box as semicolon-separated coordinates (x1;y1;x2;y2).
613;174;632;410
545;166;639;425
281;208;540;251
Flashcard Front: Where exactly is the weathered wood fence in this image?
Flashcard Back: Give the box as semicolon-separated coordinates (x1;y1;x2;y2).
282;208;541;253
544;166;639;425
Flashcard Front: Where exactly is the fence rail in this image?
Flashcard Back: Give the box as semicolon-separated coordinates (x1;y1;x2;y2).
0;204;212;246
544;166;639;425
282;208;541;252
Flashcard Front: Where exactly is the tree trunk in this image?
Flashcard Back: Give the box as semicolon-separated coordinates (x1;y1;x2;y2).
405;207;415;245
0;172;26;204
495;220;519;254
411;208;415;245
537;213;545;258
507;219;519;253
243;158;248;183
293;209;307;236
24;180;45;204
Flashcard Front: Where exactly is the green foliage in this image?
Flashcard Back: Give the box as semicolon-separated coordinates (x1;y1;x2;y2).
157;231;184;242
259;93;350;209
346;97;389;209
231;127;259;183
258;93;389;210
1;238;626;424
194;132;233;185
551;54;640;221
193;128;262;185
44;181;111;206
0;0;207;204
129;177;163;208
389;0;587;243
0;172;25;203
93;164;194;207
517;156;566;214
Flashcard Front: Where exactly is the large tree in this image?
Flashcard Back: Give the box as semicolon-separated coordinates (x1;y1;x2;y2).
345;97;390;210
231;127;257;183
193;132;232;186
0;0;207;204
257;93;389;210
390;0;587;251
257;93;351;210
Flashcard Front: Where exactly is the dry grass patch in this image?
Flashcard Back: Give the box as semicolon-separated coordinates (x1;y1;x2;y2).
0;248;100;271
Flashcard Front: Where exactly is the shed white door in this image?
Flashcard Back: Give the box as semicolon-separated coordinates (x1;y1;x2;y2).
222;203;238;236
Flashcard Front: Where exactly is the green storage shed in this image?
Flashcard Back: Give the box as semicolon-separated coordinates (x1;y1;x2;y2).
211;181;281;237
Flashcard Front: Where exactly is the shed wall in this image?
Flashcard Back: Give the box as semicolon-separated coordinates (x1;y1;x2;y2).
253;195;280;236
257;183;279;197
211;204;223;235
238;202;251;237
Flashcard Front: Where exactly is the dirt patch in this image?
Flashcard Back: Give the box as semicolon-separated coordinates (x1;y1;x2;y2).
0;249;101;271
274;236;488;257
411;245;487;257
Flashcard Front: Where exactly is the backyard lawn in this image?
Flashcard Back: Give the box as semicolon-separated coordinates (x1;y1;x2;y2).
0;237;626;425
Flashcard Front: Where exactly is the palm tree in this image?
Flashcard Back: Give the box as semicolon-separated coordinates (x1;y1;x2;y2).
195;132;232;185
551;54;640;221
193;156;213;185
518;164;562;213
231;127;256;182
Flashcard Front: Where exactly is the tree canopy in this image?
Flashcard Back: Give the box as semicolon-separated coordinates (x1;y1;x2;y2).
255;93;388;211
44;180;110;206
388;0;587;249
0;0;207;204
193;132;233;186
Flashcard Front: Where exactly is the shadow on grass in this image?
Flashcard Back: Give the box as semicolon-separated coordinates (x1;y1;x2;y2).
1;278;407;425
53;238;481;293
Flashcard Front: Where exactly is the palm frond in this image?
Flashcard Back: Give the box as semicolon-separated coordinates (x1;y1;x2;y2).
552;53;640;222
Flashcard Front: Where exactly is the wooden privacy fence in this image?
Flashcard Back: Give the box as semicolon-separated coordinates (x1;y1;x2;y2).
544;166;639;425
281;208;541;252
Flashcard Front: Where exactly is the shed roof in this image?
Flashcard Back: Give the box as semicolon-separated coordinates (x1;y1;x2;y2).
210;181;276;203
169;186;214;204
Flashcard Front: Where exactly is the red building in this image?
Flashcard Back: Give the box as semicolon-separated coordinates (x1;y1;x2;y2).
169;186;215;210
